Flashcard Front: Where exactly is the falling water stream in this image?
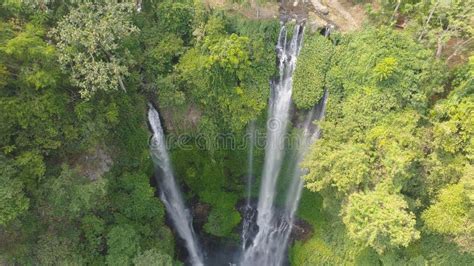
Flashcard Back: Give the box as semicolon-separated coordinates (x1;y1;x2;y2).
241;22;305;265
148;19;329;266
246;120;256;206
270;89;328;264
148;104;204;266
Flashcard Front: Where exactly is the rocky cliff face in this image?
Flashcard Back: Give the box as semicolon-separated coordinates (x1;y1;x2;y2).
205;0;366;32
307;0;366;32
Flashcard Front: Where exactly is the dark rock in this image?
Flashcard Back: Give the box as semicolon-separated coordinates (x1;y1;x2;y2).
192;202;211;228
290;218;314;242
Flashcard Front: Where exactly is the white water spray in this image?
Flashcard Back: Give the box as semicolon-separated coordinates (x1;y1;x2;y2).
271;89;328;264
241;23;305;265
148;104;203;266
257;23;304;230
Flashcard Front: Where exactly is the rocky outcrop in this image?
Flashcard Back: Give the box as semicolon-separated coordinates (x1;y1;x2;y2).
290;218;314;242
307;0;366;32
204;0;366;33
192;202;211;228
310;0;329;15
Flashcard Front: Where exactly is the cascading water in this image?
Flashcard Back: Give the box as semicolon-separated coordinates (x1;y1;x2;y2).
148;104;204;266
270;89;328;265
245;120;256;206
146;15;329;266
241;23;305;265
241;91;328;265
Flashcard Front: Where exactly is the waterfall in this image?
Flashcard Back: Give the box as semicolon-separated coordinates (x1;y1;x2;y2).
148;104;204;266
256;22;304;232
241;91;328;265
246;120;256;206
241;23;305;265
271;89;328;264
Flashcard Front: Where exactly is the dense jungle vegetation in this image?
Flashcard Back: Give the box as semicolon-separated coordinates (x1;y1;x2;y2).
0;0;472;265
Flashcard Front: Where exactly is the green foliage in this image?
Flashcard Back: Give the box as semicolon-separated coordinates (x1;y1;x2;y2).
300;25;472;263
1;23;57;89
43;166;107;219
367;0;474;59
148;34;184;74
431;70;473;156
80;215;106;258
133;249;173;266
417;0;474;57
292;33;334;109
106;224;141;266
110;173;165;222
134;1;192;107
423;182;468;233
424;63;473;195
111;95;151;169
303;141;371;194
155;0;194;43
177;15;276;131
303;94;424;197
204;201;241;237
0;156;29;226
35;233;83;265
337;28;443;107
291;238;341;265
343;182;420;253
52;3;139;98
422;166;474;252
1;0;472;265
172;145;243;238
373;57;398;81
0;6;176;264
290;190;367;265
0;22;76;155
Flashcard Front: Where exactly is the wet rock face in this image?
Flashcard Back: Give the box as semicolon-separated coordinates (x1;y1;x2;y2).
192;202;211;228
240;204;259;249
310;0;329;15
280;0;309;22
236;199;314;244
290;218;313;242
280;0;365;33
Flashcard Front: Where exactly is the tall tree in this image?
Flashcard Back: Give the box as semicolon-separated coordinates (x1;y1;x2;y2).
52;3;139;98
342;182;420;253
0;156;29;226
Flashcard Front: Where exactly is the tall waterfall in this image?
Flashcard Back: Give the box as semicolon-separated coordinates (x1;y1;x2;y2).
148;104;204;266
241;23;305;265
270;89;328;264
256;23;304;232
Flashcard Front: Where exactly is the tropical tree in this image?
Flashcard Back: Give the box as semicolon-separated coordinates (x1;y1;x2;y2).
106;224;141;266
422;166;474;253
52;3;139;98
132;249;173;266
342;182;420;254
0;156;29;226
